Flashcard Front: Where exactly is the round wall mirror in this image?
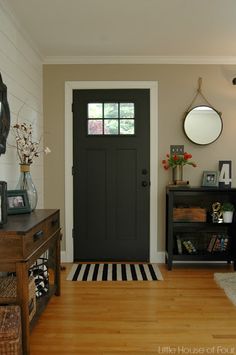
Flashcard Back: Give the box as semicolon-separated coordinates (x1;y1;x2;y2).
183;105;223;145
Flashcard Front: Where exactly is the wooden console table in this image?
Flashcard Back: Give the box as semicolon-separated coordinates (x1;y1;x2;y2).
0;209;61;355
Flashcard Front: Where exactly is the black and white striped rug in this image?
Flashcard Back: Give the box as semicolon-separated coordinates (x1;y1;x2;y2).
67;263;163;281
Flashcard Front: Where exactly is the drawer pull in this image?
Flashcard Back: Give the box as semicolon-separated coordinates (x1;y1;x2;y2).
33;230;44;241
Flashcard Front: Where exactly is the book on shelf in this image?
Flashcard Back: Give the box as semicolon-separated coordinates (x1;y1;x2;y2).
168;181;190;188
213;236;229;252
176;235;182;254
207;235;217;252
222;237;229;251
182;240;197;254
174;180;189;186
207;234;229;253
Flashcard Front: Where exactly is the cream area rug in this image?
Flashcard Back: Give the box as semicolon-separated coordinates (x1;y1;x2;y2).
214;272;236;306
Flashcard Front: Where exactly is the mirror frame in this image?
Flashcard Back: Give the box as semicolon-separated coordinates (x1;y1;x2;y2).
183;105;223;145
0;74;10;155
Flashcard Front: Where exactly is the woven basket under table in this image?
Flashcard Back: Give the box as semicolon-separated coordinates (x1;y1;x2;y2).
0;305;22;355
0;276;36;322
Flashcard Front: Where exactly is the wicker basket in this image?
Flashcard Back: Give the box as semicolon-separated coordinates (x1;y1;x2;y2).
0;305;22;355
28;277;36;322
0;277;17;298
0;276;36;322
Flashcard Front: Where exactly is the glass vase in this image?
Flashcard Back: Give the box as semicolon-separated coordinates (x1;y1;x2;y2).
16;164;38;211
172;165;183;184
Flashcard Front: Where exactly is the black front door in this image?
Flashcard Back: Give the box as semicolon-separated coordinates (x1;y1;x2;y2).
73;89;150;261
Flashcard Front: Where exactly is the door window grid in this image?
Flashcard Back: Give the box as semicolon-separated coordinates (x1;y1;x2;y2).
87;103;135;135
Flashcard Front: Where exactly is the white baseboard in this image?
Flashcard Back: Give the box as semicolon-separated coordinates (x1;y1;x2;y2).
156;252;165;263
61;251;67;263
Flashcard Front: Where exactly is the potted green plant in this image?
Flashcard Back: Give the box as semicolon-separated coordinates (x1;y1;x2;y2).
221;202;235;223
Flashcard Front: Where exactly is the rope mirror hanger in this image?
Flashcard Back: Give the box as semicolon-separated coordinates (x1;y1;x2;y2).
183;78;223;145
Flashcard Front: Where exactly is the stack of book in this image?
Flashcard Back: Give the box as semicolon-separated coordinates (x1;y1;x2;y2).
169;181;190;187
182;240;197;254
176;236;197;254
207;235;229;253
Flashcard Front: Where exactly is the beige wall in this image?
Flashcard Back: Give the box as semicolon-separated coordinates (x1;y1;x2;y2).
43;64;236;254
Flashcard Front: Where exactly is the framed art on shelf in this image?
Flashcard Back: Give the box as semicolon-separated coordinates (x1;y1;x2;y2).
219;160;232;189
7;190;31;215
202;171;219;187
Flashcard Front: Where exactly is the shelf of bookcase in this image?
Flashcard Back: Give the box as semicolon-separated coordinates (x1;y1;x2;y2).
172;254;231;261
173;222;233;227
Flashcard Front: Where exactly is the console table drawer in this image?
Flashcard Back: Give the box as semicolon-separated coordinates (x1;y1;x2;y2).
45;211;60;236
23;221;47;257
0;210;60;260
24;211;59;257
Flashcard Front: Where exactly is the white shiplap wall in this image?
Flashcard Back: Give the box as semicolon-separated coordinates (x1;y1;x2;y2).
0;1;44;207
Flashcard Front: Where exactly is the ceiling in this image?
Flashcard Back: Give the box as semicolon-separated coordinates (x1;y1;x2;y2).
5;0;236;62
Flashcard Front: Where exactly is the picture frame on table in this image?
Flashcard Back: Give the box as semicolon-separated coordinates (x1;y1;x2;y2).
7;190;31;215
0;181;7;225
202;171;219;187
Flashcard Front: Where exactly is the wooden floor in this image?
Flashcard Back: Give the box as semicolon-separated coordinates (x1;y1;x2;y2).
30;263;236;355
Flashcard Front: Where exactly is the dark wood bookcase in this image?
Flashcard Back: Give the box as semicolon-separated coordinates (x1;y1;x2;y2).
166;187;236;270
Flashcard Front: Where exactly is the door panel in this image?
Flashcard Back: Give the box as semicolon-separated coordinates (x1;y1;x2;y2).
87;149;107;241
73;89;150;261
115;149;136;240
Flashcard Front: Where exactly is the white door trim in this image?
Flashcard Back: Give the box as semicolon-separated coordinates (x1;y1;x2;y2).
64;81;158;262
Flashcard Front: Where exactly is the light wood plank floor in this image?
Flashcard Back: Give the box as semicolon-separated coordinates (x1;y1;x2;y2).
30;263;236;355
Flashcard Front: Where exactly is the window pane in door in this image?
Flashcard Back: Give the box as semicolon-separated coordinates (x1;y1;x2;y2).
120;119;135;135
88;120;103;135
120;103;135;118
104;103;118;118
88;103;103;118
104;120;119;135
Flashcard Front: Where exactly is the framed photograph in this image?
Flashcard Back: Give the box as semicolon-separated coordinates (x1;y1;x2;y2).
202;171;219;187
7;190;31;215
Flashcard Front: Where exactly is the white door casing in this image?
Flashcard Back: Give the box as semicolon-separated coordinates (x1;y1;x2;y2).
64;81;160;263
